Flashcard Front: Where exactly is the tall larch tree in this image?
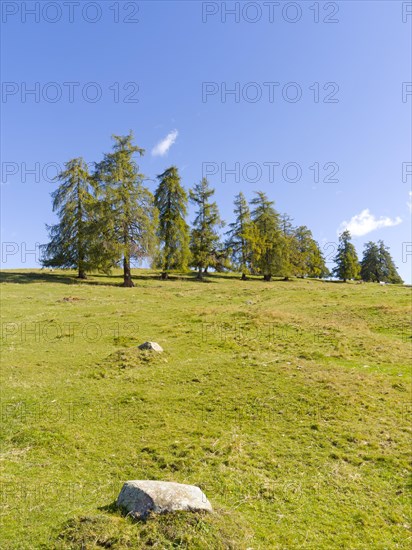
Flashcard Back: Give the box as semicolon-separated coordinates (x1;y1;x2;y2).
332;230;360;282
189;178;222;280
361;241;403;283
360;241;380;282
41;158;95;279
293;226;329;278
154;166;190;279
248;191;285;281
94;133;158;287
279;213;297;280
377;241;403;283
225;192;252;280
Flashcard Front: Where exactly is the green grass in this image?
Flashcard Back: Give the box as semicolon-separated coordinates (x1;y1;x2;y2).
0;269;411;549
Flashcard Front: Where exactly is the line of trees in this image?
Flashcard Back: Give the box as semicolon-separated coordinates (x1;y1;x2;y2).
331;230;403;284
41;133;403;286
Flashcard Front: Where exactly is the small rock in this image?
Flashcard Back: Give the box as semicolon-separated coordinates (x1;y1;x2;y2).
117;480;212;519
138;342;163;352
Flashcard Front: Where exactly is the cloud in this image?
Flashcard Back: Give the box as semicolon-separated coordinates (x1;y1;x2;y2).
408;191;412;212
151;129;178;156
338;209;402;237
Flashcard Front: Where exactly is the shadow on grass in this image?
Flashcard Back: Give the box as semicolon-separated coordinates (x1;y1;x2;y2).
98;501;120;515
0;270;344;286
0;271;79;285
97;500;144;522
0;270;220;286
0;271;164;286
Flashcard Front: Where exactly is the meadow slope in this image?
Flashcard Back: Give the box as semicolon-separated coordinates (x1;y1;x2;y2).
0;270;411;549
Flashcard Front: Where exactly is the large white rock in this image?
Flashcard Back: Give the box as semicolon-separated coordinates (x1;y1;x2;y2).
117;480;212;519
138;342;163;352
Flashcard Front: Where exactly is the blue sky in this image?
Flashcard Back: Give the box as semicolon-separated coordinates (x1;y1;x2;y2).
1;0;411;281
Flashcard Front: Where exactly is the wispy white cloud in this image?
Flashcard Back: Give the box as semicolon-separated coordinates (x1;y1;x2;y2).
338;209;402;237
407;191;412;212
151;129;178;157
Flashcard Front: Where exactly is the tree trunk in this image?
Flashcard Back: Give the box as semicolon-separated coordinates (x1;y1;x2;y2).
161;272;168;280
263;273;272;282
123;257;134;287
197;265;203;280
283;276;289;281
241;273;247;281
78;268;87;280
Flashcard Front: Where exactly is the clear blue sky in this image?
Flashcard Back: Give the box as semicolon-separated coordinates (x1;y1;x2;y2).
1;1;411;281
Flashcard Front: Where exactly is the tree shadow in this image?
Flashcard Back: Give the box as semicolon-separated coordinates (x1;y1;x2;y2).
0;271;78;285
92;272;162;282
0;270;214;286
0;270;343;286
0;271;122;287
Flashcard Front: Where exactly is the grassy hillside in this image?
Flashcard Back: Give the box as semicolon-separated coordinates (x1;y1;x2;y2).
0;270;411;549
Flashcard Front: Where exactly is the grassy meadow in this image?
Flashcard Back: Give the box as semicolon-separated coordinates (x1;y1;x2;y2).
0;269;411;549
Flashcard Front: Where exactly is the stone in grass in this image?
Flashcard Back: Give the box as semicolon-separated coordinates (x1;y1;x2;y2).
138;342;163;352
117;480;213;520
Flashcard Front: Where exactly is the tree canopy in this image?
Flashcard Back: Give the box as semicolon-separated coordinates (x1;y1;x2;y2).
361;240;403;284
189;178;222;280
154;166;190;278
332;231;361;282
41;158;96;279
94;132;158;287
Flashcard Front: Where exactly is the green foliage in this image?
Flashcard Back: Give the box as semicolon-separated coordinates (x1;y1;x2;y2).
154;166;190;277
189;178;223;279
225;192;253;279
205;242;232;273
292;225;329;278
41;140;401;288
378;241;404;284
94;133;158;287
361;241;403;284
333;231;361;282
278;214;298;279
361;241;380;282
248;192;286;280
41;158;96;279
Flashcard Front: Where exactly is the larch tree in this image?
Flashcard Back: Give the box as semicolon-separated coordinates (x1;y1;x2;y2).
225;192;252;280
293;226;329;278
377;241;403;283
307;241;329;278
332;230;360;282
189;178;223;280
94;132;158;287
279;213;297;280
360;241;380;282
154;166;190;279
361;241;403;283
41;157;95;279
248;191;285;281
